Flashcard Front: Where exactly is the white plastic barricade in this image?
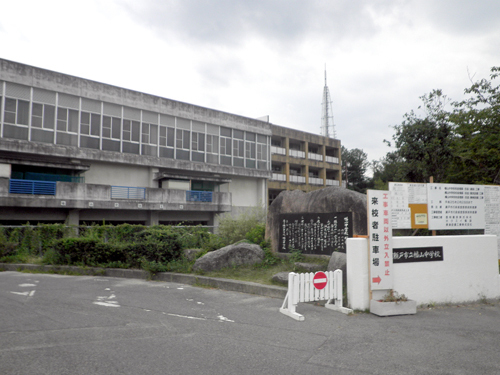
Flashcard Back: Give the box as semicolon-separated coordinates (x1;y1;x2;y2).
280;270;352;321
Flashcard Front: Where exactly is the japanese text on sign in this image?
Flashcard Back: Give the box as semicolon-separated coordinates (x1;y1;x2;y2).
368;190;393;290
427;183;485;230
278;213;353;255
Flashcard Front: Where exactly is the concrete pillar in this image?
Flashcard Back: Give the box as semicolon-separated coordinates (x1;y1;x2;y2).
66;209;80;226
146;211;159;226
346;238;370;311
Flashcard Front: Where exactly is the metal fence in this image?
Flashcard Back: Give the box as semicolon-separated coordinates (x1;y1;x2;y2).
111;186;146;199
9;179;57;195
186;191;213;202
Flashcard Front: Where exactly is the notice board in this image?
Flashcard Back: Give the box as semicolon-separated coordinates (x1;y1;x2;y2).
278;212;353;255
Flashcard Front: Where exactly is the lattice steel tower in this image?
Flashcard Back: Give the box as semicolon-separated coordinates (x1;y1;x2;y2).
321;68;336;138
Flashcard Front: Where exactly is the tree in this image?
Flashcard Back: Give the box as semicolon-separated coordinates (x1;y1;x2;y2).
341;146;370;192
371;151;404;190
385;90;454;183
449;67;500;184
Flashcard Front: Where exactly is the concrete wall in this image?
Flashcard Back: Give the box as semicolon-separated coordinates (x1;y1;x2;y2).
0;163;11;178
347;235;500;310
84;162;152;187
228;176;266;207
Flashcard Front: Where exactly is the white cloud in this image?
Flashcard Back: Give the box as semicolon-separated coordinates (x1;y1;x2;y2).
1;0;500;166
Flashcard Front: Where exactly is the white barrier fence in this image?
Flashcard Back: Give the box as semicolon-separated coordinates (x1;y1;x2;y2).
280;270;352;321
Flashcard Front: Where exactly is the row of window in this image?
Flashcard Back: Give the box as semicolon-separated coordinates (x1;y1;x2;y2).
0;95;269;167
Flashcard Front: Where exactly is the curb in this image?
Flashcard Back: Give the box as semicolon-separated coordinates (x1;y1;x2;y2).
0;263;288;299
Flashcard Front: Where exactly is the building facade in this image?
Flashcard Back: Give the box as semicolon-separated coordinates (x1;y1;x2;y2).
269;124;341;205
0;59;342;226
0;59;271;226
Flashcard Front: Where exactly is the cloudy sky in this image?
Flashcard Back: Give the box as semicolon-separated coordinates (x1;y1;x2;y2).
1;0;499;168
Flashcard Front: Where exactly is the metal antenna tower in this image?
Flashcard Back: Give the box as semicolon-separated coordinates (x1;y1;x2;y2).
321;67;336;138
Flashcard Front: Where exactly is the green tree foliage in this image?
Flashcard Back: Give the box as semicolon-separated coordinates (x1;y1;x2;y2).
378;68;500;186
342;146;371;192
385;90;454;183
449;67;500;184
371;151;403;190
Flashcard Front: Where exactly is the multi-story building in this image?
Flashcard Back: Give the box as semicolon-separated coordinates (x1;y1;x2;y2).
268;124;341;205
0;59;271;226
0;59;342;226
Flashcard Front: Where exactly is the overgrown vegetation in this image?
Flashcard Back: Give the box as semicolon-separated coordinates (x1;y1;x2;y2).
0;208;326;284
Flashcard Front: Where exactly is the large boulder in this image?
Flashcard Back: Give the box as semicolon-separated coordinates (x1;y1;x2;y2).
193;243;264;273
266;187;367;254
327;251;347;286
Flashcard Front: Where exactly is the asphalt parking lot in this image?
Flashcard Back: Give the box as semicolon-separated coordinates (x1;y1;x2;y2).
1;271;499;375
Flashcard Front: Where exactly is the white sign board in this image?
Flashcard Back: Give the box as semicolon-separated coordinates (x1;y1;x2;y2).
427;183;485;230
368;190;393;290
389;182;427;229
484;185;500;256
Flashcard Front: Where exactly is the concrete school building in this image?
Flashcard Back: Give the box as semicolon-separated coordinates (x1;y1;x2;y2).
0;58;342;226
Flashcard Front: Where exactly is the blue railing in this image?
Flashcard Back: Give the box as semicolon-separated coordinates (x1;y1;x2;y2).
9;179;57;195
111;186;146;199
186;190;213;202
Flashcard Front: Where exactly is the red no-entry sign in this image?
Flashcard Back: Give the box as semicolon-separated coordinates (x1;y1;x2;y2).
313;271;328;290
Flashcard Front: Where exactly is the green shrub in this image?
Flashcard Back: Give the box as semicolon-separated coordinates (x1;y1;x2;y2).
201;232;229;252
216;206;266;245
177;226;211;249
245;223;266;245
52;238;125;266
0;241;17;258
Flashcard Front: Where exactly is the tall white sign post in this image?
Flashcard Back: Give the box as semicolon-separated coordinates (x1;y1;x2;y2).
367;190;393;291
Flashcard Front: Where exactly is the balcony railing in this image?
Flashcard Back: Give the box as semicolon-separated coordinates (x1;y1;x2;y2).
326;179;340;186
186;190;213;202
9;179;56;195
271;173;286;182
309;177;324;185
111;186;146;199
271;146;286;155
326;156;339;164
290;175;306;184
289;149;306;159
308;152;323;161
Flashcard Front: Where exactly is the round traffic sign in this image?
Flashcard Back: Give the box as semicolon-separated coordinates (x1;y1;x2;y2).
313;271;328;290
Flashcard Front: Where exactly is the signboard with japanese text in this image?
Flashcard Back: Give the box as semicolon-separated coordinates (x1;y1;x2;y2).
393;247;444;263
389;182;428;229
368;190;393;290
484;185;500;255
278;212;353;255
427;183;485;230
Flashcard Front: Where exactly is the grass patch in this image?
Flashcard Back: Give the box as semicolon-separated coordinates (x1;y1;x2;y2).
201;255;329;286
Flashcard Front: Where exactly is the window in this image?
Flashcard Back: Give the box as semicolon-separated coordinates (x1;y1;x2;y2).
80;112;100;136
142;123;158;145
192;132;205;152
31;103;55;129
246;141;256;159
102;116;121;139
257;135;268;161
206;134;219;154
176;129;190;149
159;126;175;147
57;108;79;133
233;139;244;157
4;98;29;125
122;119;140;142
